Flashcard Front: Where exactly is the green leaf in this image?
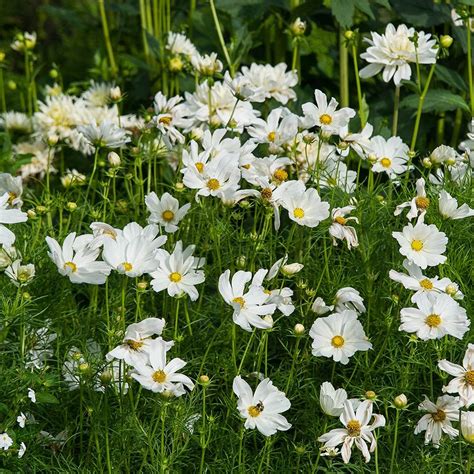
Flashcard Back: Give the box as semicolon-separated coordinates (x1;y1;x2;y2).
400;89;470;113
390;0;451;27
331;0;355;28
35;392;60;405
354;0;375;19
434;64;468;92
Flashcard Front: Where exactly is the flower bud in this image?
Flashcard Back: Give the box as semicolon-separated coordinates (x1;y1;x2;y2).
263;315;274;327
461;412;474;444
394;393;408;409
36;205;47;215
27;209;36;219
365;390;377;400
294;323;305;335
175;182;185;192
110;86;122;101
78;362;90;373
440;35;453;48
290;18;306;36
169;56;184;72
66;202;77;212
422;157;432;168
47;134;59;146
108;151;121;167
22;292;31;300
408;150;416;159
49;69;59;79
367;153;377;163
344;30;354;40
235;255;247;269
282;263;304;276
7;80;17;90
100;370;113;385
0;51;5;62
137;281;148;291
198;375;210;385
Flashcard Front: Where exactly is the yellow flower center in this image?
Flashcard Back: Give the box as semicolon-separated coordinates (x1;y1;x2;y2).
380;157;392;168
122;262;133;272
195;162;204;173
7;192;16;204
293;207;305;219
64;261;77;273
273;169;288;182
420;278;433;290
415;196;430;209
319;114;332;125
261;188;273;200
158;116;172;126
248;402;264;418
169;272;182;282
331;335;345;348
104;230;117;240
207;178;220;190
465;370;474;386
162;210;175;222
346;419;361;436
335;216;347;225
432;409;446;422
126;340;144;351
425;313;441;328
242;164;251;170
232;296;245;308
411;240;424;251
267;131;276;142
152;370;167;383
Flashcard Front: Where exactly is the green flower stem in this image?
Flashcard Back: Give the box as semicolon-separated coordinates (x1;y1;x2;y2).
0;67;6;112
209;0;234;76
351;42;365;126
339;29;349;107
98;0;117;77
467;18;474;116
389;410;400;473
392;85;400;136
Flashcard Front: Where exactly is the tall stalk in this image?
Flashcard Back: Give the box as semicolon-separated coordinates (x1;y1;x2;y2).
98;0;118;77
339;29;349;107
209;0;234;76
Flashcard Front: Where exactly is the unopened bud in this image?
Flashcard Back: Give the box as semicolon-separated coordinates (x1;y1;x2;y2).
290;18;306;36
440;35;453;48
49;69;59;79
66;202;77;212
7;80;17;90
110;86;122;101
78;362;90;373
365;390;377;400
108;151;121;167
169;56;184;72
199;375;210;385
344;30;354;40
422;157;432;168
294;323;305;335
394;393;408;409
137;281;148;290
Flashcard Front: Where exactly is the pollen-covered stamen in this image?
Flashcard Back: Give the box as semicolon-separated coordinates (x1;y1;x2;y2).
415;196;430;209
104;230;117;240
195;162;204;173
465;370;474;386
248;402;264;417
331;335;345;348
267;131;276;142
425;313;441;328
411;239;424;251
335;216;347;225
319;113;332;125
126;340;144;351
432;409;446;422
293;207;305;219
207;178;220;190
121;262;133;272
346;419;361;436
420;278;433;290
158;115;172;126
169;272;182;282
7;192;17;205
64;261;77;273
261;188;273;200
232;296;245;308
152;370;167;383
162;210;175;222
380;157;392;168
273;169;288;182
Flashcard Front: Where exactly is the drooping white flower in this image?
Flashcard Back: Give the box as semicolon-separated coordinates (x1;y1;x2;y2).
0;432;13;451
11;31;37;52
311;296;332;315
392;221;448;269
301;89;355;135
461;412;474;444
318;400;386;463
319;382;348;417
27;388;36;403
131;338;194;396
18;442;26;458
17;412;26;428
145;192;191;233
0;192;28;246
247;108;298;147
329;206;359;249
77;121;130;152
414;395;461;447
0;173;23;208
438;344;474;407
233;375;291;436
46;233;111;284
399;292;469;340
334;287;366;314
106;318;169;366
359;24;437;86
438;190;474;220
309;310;372;365
166;31;197;58
394;178;430;221
150;241;205;301
5;260;35;287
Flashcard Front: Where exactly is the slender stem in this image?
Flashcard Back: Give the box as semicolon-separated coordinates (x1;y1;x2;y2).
0;68;6;112
392;86;400;136
389;410;400;473
209;0;234;76
351;42;365;126
160;403;167;474
339;29;349;107
467;18;474;116
98;0;118;77
174;298;180;339
291;38;300;82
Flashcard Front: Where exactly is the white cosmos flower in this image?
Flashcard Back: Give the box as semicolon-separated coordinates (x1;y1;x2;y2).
77;121;130;152
318;161;357;194
0;111;32;134
232;376;291;436
414;395;461;447
191;52;223;76
18;442;26;458
46;233;111;285
242;156;292;186
17;412;26;428
103;223;167;277
309;310;372;365
319;382;348;417
27;388;36;403
0;173;23;208
131;338;194;396
0;432;13;451
218;269;276;332
369;135;409;177
392;221;447;269
224;71;266;102
329;206;359;249
311;296;332;315
267;254;304;279
301;89;355;135
318;400;386;464
438;344;474;407
181;140;212;176
399;292;469;340
337;123;373;158
278;182;330;228
5;260;35;287
438;190;474;219
166;31;197;58
106;318;170;366
247;108;298;146
150;241;205;301
87;222;120;250
0;192;28;246
334;287;366;314
394;178;430;221
152;92;186;145
461;412;474;444
359;23;437;86
389;259;446;303
145;192;191;233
